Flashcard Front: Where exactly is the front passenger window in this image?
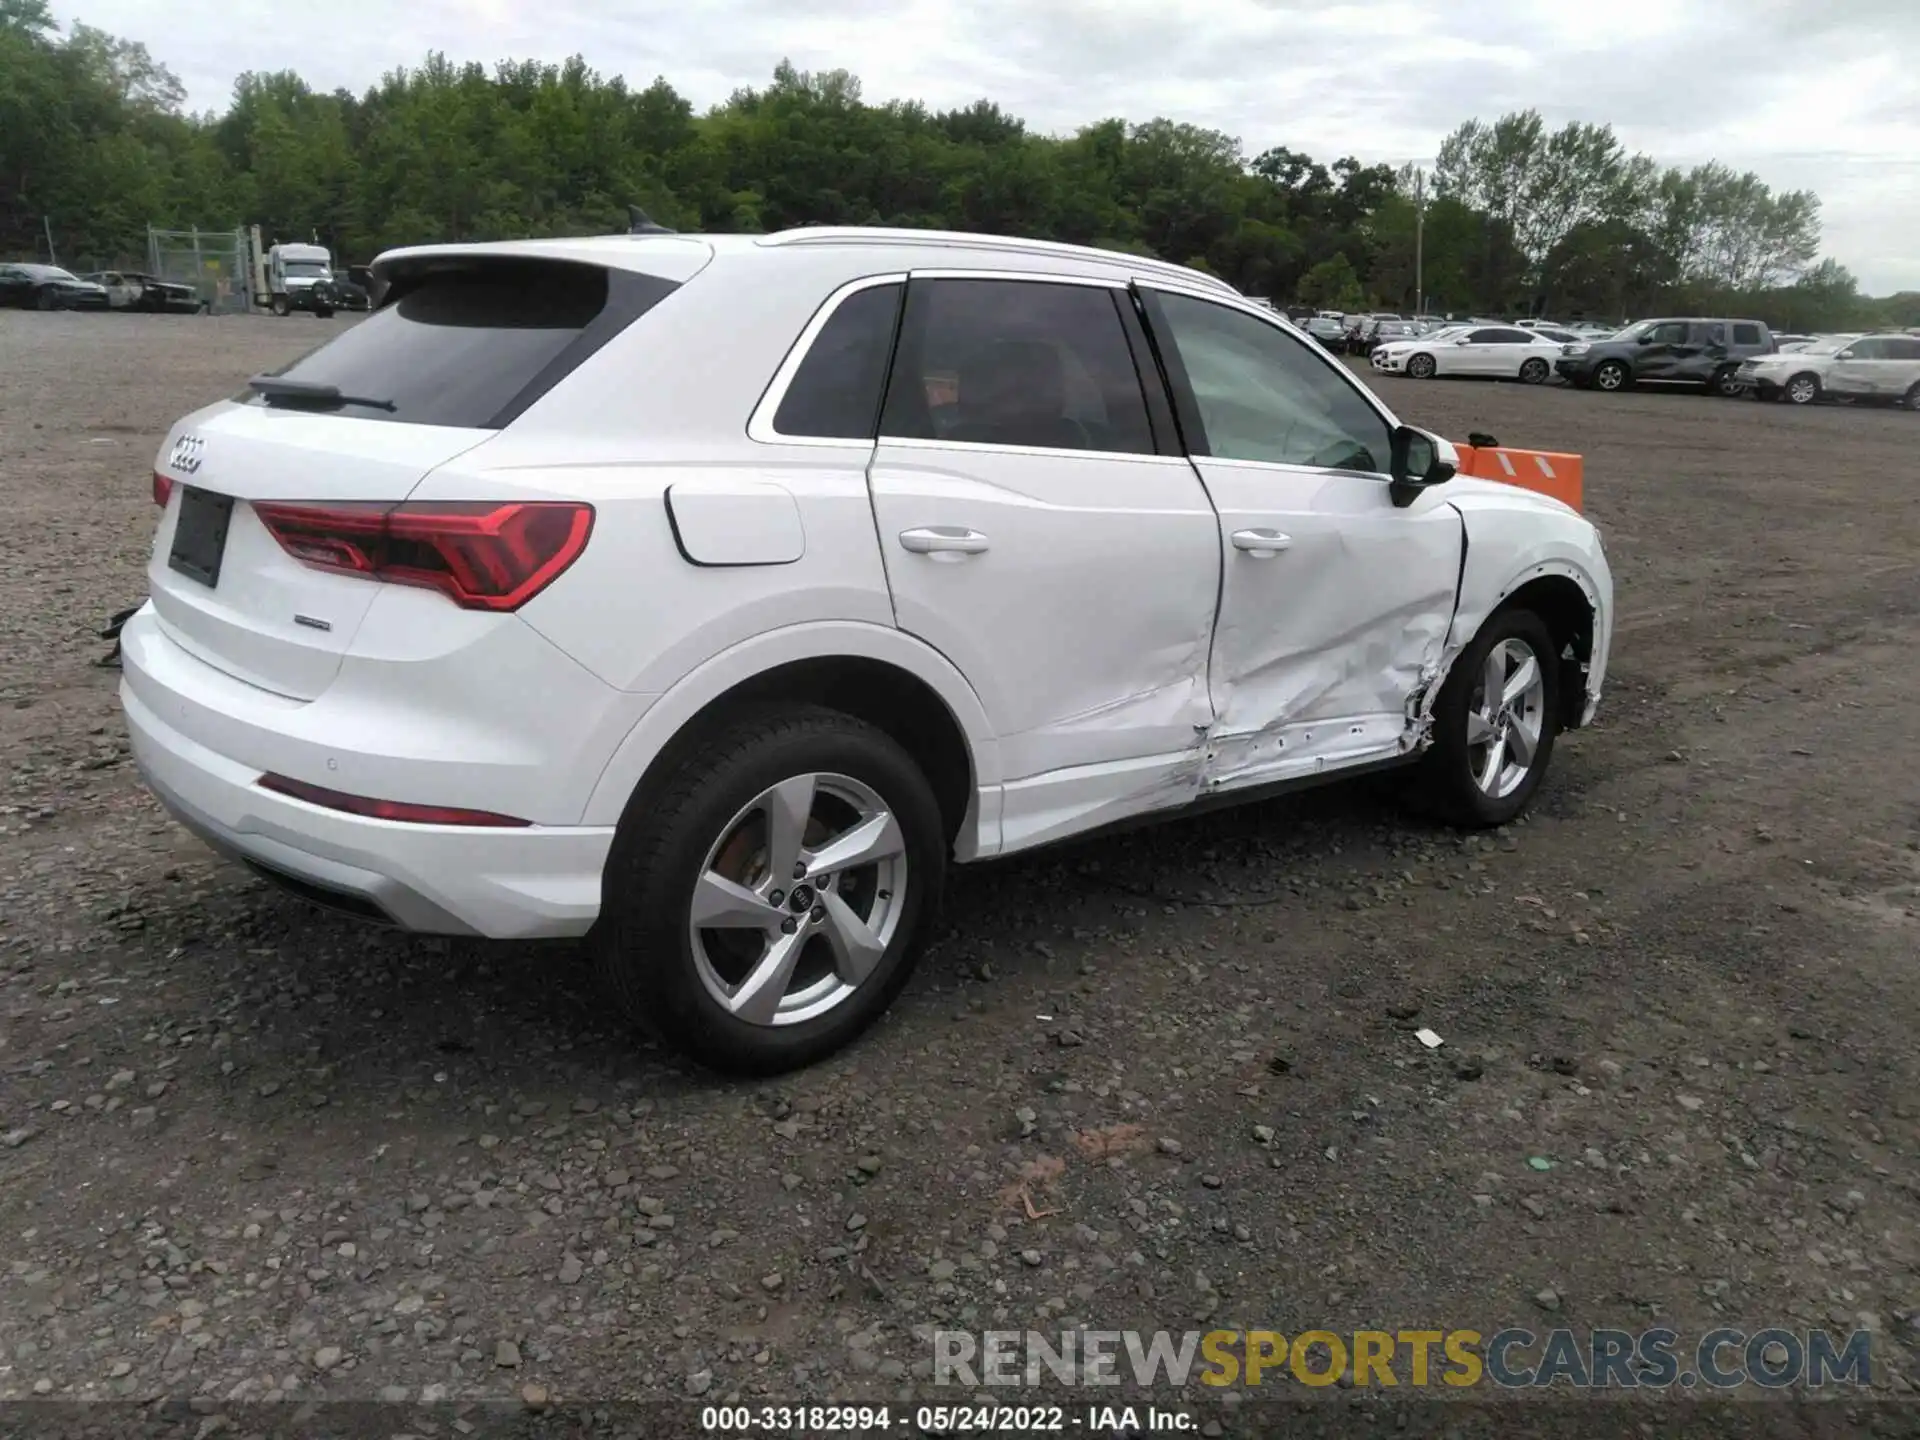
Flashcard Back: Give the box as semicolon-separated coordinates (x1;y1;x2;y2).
1148;291;1392;474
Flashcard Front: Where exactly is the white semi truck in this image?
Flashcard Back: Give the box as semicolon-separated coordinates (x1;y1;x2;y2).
248;228;336;317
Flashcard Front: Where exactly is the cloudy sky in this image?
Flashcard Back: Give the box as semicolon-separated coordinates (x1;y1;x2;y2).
60;0;1920;293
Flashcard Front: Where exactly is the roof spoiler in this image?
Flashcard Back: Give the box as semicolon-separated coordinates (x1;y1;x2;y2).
627;206;676;236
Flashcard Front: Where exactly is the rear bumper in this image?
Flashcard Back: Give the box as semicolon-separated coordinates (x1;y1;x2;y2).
119;608;615;938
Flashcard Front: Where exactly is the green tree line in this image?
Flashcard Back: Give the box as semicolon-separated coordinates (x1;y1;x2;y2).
4;0;1914;328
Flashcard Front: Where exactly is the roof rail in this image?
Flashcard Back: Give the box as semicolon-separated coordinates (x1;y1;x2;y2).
757;226;1238;295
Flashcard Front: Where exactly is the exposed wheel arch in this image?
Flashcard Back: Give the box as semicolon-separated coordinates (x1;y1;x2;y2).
1484;574;1598;733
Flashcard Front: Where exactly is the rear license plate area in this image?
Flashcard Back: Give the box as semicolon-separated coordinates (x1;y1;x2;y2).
167;486;234;588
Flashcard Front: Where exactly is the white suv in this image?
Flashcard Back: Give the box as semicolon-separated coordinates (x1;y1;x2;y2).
122;227;1614;1074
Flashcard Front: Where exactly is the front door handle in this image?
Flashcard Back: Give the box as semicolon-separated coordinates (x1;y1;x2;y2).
899;526;989;556
1231;528;1292;557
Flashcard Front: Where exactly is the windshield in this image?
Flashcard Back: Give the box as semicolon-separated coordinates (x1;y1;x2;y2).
17;264;78;281
282;261;331;279
1799;335;1860;356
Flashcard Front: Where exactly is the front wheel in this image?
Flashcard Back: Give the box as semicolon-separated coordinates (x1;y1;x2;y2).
1519;357;1550;385
270;295;290;317
1413;609;1560;828
1593;360;1629;392
1406;352;1437;380
34;288;61;311
1785;373;1820;405
1904;382;1920;412
594;705;946;1075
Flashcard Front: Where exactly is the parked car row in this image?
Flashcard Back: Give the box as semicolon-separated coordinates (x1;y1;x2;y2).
1357;312;1920;412
0;263;210;313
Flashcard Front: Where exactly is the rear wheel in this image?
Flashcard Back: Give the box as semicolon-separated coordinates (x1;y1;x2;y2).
1593;360;1629;392
1712;367;1746;397
1406;352;1437;380
1519;357;1550;385
594;705;946;1075
270;295;290;317
1413;608;1560;828
1785;373;1820;405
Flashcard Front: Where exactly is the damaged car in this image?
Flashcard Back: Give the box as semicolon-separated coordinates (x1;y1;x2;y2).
81;270;203;313
120;227;1614;1075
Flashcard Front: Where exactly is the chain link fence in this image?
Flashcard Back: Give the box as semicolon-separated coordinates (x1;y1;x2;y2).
146;227;252;314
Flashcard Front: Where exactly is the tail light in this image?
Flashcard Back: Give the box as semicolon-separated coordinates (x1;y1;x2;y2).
250;500;593;612
153;472;173;508
258;773;530;827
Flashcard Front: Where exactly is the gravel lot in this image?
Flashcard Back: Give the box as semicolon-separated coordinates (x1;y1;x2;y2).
4;311;1920;1432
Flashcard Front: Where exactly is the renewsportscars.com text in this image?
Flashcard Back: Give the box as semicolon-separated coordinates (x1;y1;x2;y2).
933;1327;1872;1390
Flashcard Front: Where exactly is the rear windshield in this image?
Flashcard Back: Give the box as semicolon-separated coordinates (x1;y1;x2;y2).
252;259;679;428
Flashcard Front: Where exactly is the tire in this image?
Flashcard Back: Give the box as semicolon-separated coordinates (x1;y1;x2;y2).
1519;357;1550;385
1406;353;1437;380
270;295;290;317
1905;383;1920;412
1784;373;1820;406
34;288;61;311
1413;608;1560;828
1712;367;1746;398
594;704;946;1075
1593;360;1629;392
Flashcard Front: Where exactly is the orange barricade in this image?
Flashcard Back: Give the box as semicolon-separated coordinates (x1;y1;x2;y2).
1450;443;1584;512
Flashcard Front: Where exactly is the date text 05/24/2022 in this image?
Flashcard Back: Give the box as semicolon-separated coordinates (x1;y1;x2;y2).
699;1404;1191;1433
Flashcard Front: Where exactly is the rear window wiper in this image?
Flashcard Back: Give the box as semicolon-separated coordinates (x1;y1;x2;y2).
248;375;397;412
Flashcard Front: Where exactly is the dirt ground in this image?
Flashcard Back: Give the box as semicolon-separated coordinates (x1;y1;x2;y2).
4;311;1920;1433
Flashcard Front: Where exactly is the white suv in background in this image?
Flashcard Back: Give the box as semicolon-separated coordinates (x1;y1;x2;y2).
123;227;1614;1074
1739;332;1920;407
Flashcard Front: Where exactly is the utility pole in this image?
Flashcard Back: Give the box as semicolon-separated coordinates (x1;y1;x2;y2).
1413;168;1425;316
43;216;56;267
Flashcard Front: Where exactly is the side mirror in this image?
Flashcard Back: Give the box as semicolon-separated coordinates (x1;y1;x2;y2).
1455;337;1473;345
1389;426;1455;508
1639;335;1658;345
1835;350;1855;360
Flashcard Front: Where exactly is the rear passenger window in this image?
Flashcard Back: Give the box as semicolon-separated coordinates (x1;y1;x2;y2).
880;279;1155;455
1732;323;1762;345
1891;339;1920;361
771;282;903;439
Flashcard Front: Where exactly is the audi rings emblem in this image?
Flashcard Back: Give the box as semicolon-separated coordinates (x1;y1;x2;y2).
168;434;205;474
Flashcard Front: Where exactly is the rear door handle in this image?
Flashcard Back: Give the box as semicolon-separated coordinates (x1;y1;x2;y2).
1231;528;1292;557
899;526;989;556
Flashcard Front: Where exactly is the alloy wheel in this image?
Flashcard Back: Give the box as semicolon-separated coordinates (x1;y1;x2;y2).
1595;363;1626;391
688;771;908;1027
1466;638;1547;800
1787;376;1818;405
